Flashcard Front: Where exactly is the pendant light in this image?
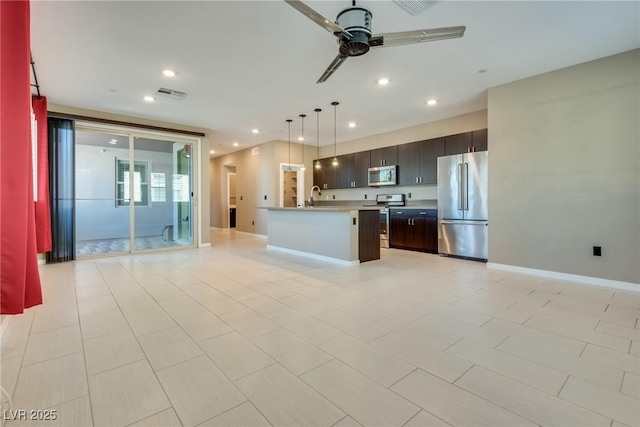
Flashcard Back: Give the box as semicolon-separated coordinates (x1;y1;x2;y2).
299;114;306;171
314;108;322;169
331;101;339;167
286;119;293;171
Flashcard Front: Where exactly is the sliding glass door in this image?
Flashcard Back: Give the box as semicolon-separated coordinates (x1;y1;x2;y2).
132;136;193;251
75;127;196;257
76;129;131;256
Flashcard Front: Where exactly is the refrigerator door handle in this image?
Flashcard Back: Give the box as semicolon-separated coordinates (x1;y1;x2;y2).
457;163;463;211
463;162;469;211
439;220;488;226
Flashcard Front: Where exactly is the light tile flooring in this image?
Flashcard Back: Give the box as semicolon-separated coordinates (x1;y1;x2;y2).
1;229;639;427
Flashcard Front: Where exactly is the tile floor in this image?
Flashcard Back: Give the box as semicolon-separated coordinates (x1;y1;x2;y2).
1;229;639;427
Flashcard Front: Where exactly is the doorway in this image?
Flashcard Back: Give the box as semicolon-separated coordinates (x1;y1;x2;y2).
279;164;305;208
75;127;198;257
227;172;236;228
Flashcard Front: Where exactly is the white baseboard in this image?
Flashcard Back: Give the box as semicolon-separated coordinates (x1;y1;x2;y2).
487;262;639;292
198;243;211;248
236;230;267;240
267;245;359;267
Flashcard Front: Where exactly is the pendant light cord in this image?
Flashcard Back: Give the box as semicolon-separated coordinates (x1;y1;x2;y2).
299;114;306;167
286;119;292;171
331;101;339;166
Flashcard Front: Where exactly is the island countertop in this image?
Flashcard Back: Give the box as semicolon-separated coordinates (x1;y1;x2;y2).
263;206;381;212
265;207;380;265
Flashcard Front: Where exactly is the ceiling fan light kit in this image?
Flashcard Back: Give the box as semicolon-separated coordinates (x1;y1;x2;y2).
285;0;465;83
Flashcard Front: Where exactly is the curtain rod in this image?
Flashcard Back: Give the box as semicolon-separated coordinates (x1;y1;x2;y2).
47;112;206;138
30;52;41;98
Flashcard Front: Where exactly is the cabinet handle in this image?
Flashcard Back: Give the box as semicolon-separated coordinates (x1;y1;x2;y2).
407;219;411;225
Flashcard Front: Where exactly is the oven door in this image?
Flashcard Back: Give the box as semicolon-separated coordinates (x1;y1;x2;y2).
379;209;389;248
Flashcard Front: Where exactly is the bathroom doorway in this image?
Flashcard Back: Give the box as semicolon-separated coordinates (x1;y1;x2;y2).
227;172;236;228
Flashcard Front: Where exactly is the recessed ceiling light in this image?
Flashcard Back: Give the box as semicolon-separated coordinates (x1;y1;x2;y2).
162;69;176;77
377;78;389;85
209;150;215;154
144;96;155;102
252;129;260;134
348;122;357;128
298;136;304;142
232;142;239;147
427;99;437;106
108;139;117;145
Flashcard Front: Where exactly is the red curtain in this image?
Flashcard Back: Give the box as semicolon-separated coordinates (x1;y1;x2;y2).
0;0;43;314
32;96;52;252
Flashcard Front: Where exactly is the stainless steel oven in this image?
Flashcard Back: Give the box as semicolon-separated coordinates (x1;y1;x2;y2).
376;194;405;248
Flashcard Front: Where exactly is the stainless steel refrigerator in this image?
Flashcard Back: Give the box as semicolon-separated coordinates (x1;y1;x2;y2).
437;151;488;261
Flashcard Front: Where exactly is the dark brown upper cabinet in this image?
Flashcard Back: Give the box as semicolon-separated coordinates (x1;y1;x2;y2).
398;137;444;185
445;130;488;155
370;146;397;167
472;129;488;152
313;157;338;190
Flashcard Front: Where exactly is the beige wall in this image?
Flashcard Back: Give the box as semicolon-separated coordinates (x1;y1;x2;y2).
488;49;639;284
210;140;317;234
49;104;212;245
318;110;487;158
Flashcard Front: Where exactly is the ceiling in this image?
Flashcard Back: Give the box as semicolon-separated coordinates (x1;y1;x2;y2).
30;1;639;158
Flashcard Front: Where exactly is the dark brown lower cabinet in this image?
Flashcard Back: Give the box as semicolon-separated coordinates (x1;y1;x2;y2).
389;209;438;253
358;210;381;262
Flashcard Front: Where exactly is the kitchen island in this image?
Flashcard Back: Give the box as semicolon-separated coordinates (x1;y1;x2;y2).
265;207;381;266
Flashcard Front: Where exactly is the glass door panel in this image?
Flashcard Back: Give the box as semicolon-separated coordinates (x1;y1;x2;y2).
133;137;194;251
75;129;131;256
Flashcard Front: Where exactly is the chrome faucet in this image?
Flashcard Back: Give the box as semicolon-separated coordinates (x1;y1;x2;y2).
308;185;322;207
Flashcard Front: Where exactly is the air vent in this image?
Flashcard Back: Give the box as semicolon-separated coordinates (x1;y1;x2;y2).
155;87;188;100
392;0;438;16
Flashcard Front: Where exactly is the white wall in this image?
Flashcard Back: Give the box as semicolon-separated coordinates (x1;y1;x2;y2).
488;49;639;285
75;145;174;240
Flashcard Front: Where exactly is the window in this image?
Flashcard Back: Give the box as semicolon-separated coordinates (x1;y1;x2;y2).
150;172;166;202
172;174;190;202
116;159;148;206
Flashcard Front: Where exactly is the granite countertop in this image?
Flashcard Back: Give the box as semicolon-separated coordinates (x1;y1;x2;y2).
264;206;382;211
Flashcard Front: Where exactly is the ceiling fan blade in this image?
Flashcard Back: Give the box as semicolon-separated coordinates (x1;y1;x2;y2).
370;26;466;48
317;54;348;84
284;0;352;39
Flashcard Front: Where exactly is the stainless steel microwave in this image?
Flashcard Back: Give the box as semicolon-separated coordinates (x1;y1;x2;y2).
368;165;397;187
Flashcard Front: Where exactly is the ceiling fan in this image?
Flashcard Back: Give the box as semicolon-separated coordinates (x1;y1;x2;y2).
284;0;466;83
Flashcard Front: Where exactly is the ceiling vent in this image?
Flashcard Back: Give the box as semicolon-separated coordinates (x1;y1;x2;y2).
156;87;188;100
392;0;439;16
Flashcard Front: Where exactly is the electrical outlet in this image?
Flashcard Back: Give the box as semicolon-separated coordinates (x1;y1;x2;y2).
240;196;243;201
593;246;602;256
364;194;368;199
264;195;267;200
408;192;412;198
332;195;335;200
